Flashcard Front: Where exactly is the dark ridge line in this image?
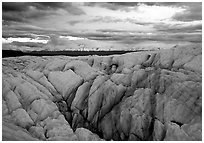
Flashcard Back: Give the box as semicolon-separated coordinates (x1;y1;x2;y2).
2;49;153;58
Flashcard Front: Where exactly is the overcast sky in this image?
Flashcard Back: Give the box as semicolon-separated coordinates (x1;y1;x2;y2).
2;2;202;46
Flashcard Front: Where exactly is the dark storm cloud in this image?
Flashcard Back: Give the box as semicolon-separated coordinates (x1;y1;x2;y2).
68;20;83;26
2;2;66;12
2;9;53;23
2;2;29;12
34;2;86;15
34;2;68;10
2;2;85;23
172;3;202;21
85;2;139;10
2;3;54;23
3;2;85;14
3;12;25;22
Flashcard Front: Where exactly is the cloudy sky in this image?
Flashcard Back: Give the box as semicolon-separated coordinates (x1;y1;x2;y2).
2;2;202;51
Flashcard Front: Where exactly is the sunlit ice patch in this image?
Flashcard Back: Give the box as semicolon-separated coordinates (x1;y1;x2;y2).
2;37;49;44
